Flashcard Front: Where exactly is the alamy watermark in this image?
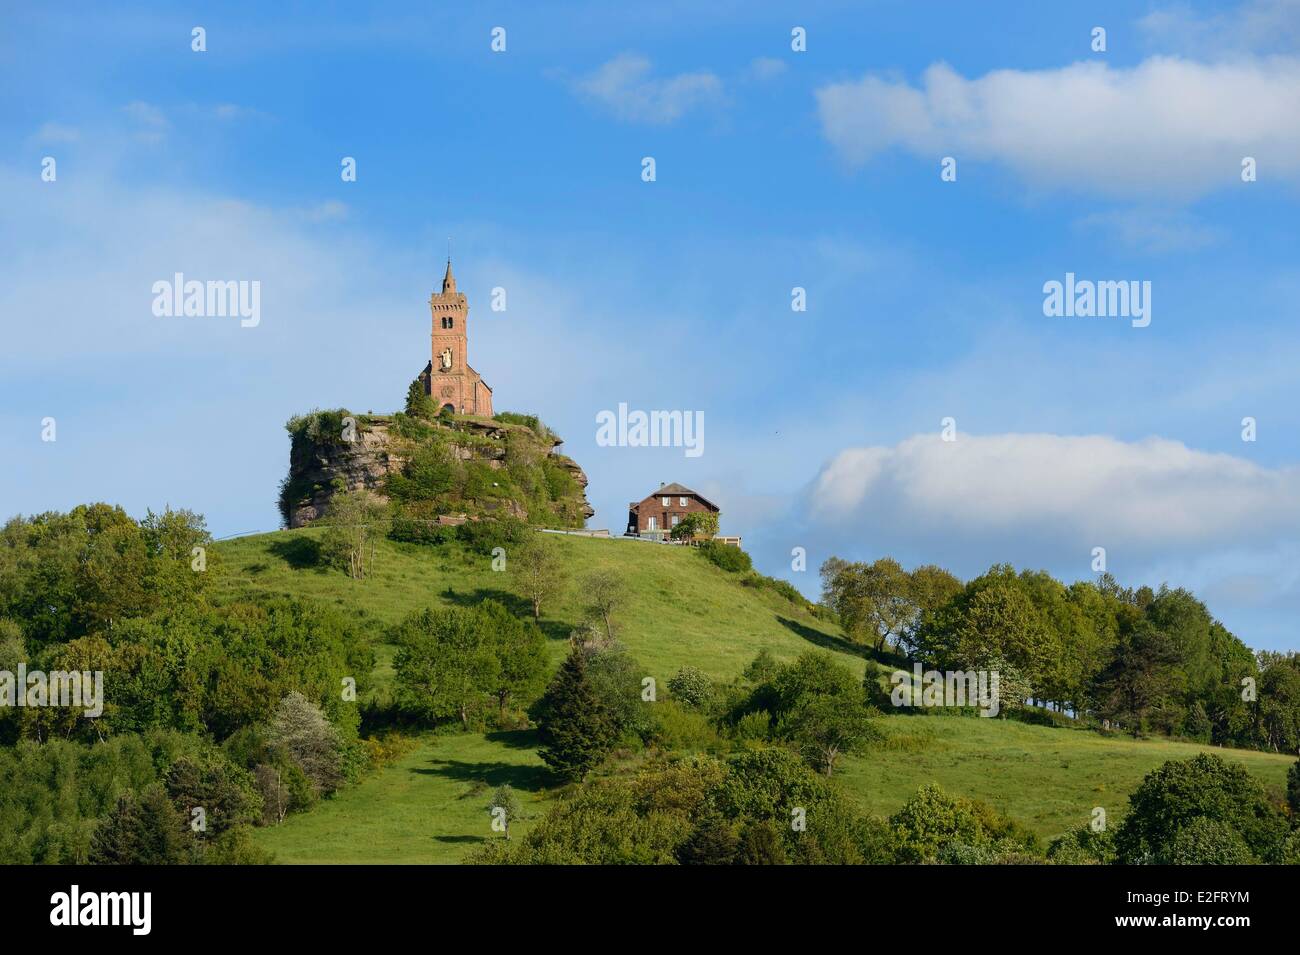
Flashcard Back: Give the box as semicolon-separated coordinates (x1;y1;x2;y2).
0;665;103;718
151;273;261;327
890;663;1000;718
1042;272;1150;328
595;403;704;458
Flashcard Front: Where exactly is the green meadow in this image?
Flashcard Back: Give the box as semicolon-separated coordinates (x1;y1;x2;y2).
213;529;1294;862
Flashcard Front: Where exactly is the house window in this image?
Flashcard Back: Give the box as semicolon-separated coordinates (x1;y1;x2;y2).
648;516;657;530
679;497;687;506
662;496;670;506
671;514;680;526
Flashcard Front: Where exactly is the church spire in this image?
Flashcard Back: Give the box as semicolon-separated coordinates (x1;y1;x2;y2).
442;256;457;294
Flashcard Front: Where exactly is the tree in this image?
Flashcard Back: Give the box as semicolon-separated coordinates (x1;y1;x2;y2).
819;557;913;652
267;691;344;797
163;756;260;838
901;564;962;654
1163;818;1255;865
319;488;389;579
1114;753;1288;864
510;535;568;620
783;693;879;776
393;607;501;727
667;666;714;709
670;511;719;541
480;600;549;717
404;378;436;419
1093;622;1182;737
1288;758;1300;815
581;570;627;643
488;784;523;839
535;649;618;780
89;786;192;865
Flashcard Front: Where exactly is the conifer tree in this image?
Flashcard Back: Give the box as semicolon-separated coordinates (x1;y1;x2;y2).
536;650;617;781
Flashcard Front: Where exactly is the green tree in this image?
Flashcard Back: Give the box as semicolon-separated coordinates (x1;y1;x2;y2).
267;691;345;797
510;535;568;620
670;511;719;541
1115;753;1288;864
319;488;389;579
535;649;617;781
581;569;627;642
667;666;714;709
488;783;523;840
1287;758;1300;815
1163;817;1255;865
404;378;436;419
393;607;501;727
1093;621;1183;737
820;557;913;651
89;785;192;865
480;600;549;717
782;693;879;776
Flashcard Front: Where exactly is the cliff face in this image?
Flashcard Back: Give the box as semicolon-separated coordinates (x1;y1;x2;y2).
278;411;594;530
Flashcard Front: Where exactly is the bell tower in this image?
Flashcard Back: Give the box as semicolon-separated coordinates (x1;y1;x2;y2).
419;257;493;416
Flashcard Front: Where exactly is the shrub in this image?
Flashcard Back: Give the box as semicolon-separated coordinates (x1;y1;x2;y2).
650;700;722;753
667;666;715;709
1163;817;1256;865
670;511;719;541
457;516;531;554
1047;822;1117;865
889;783;1037;863
696;540;752;574
1115;754;1288;864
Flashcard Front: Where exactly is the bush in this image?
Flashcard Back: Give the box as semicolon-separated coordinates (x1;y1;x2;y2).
1047;822;1117;864
1115;754;1288;864
667;666;715;709
741;572;805;605
649;700;722;752
457;516;531;554
696;541;752;574
889;783;1037;863
1163;817;1256;865
389;509;457;545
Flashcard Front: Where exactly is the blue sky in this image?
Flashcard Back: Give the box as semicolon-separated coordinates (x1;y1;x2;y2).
2;1;1298;650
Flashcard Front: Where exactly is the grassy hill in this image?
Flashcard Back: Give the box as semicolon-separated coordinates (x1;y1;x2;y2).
211;528;1295;863
213;527;867;683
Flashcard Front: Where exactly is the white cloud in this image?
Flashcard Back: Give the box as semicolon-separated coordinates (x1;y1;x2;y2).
746;57;787;81
570;53;723;124
33;122;80;144
1140;0;1300;56
815;57;1300;198
1074;207;1222;253
806;432;1300;564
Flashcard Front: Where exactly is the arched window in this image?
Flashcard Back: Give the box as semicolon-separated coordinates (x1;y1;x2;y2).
441;316;455;329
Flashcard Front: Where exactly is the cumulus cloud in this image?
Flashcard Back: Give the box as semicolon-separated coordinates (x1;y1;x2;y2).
815;57;1300;197
805;432;1300;567
570;53;723;124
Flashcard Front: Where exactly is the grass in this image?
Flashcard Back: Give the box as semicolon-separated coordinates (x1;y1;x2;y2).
252;730;551;864
216;527;1296;862
839;715;1296;841
254;715;1297;862
213;527;869;683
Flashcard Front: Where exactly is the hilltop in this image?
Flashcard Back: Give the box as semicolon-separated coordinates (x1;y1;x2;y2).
276;409;593;530
210;528;1296;863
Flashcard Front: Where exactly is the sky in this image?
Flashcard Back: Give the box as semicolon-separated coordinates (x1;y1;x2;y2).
2;0;1298;650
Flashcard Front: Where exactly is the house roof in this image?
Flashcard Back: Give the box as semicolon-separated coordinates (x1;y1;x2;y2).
629;483;719;512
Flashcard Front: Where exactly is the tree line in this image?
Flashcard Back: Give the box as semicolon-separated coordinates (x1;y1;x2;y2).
820;556;1300;750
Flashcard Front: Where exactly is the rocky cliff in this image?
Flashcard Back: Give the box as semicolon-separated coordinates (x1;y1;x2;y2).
278;410;594;530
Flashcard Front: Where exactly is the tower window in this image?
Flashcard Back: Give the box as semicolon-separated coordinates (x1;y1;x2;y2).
441;316;455;329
